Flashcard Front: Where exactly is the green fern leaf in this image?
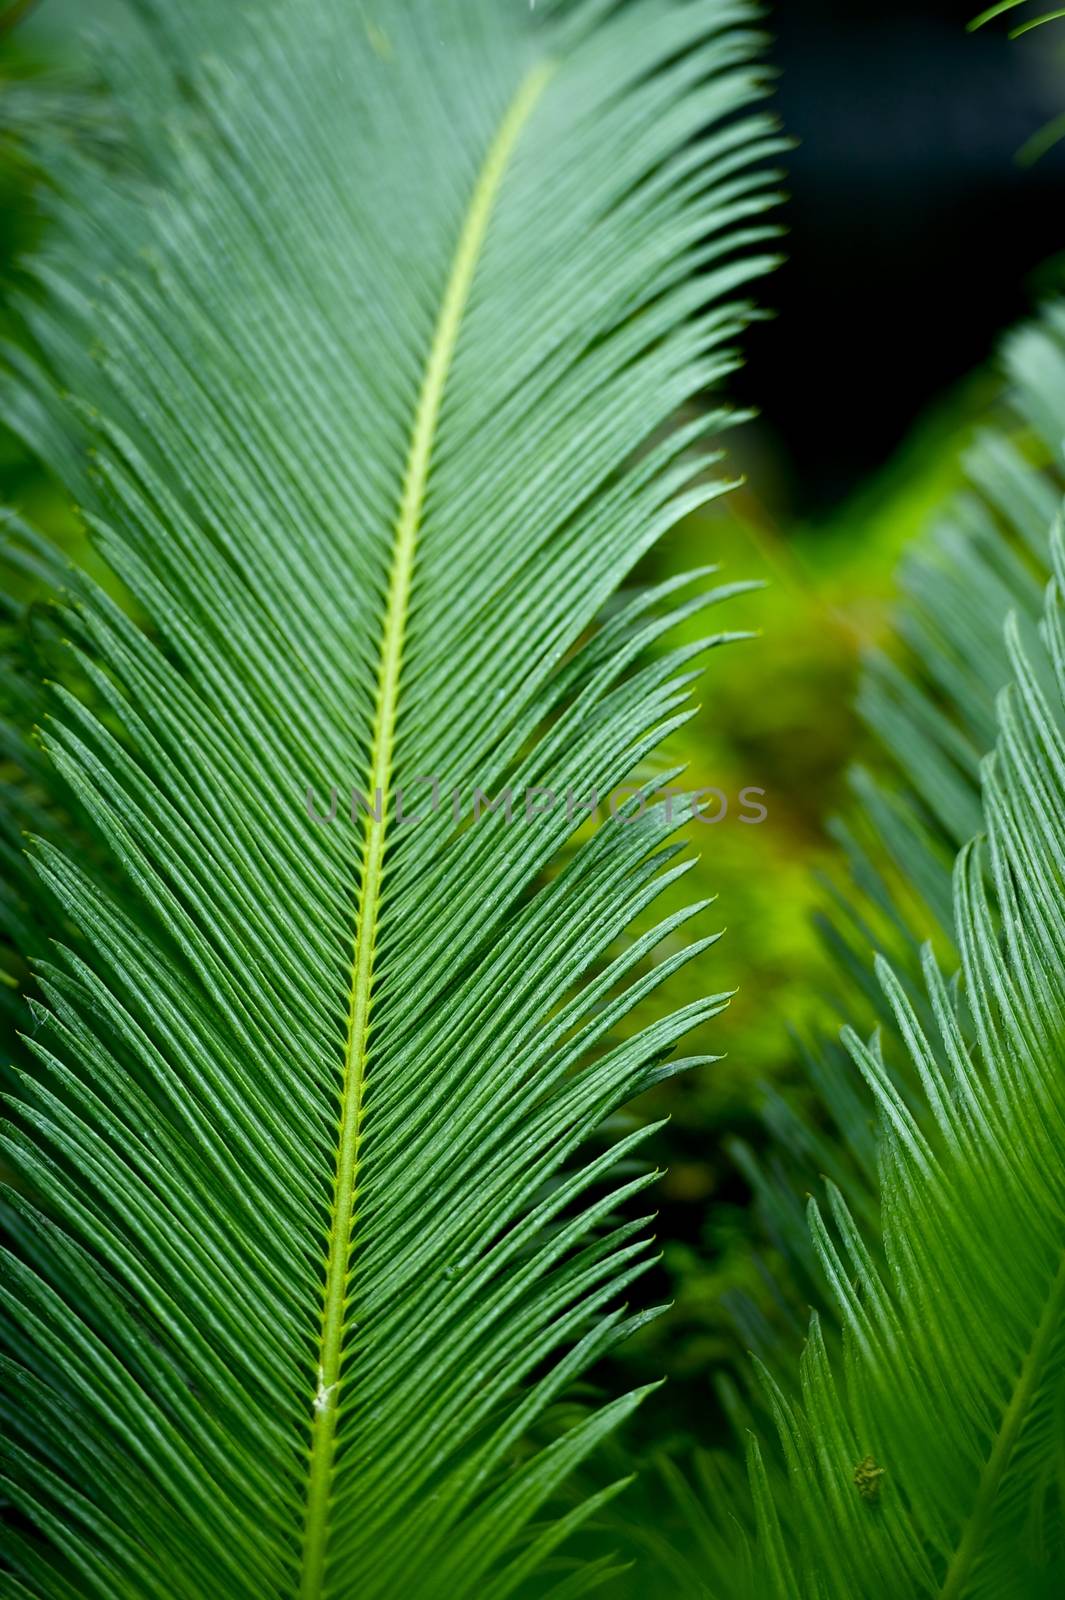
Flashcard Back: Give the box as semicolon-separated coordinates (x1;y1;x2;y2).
0;2;781;1596
705;360;1065;1595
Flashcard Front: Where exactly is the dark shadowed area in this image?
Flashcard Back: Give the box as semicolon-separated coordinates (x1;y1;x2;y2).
739;0;1065;512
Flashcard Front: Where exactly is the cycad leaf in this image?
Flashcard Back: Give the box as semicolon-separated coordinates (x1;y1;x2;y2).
731;312;1065;1362
0;2;780;1596
713;505;1065;1590
650;307;1065;1598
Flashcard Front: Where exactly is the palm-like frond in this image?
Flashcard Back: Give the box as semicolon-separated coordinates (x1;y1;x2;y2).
693;319;1065;1597
0;2;781;1596
746;537;1065;1598
727;312;1065;1352
843;314;1063;956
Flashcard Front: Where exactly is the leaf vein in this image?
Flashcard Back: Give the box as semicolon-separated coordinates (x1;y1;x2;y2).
298;58;553;1598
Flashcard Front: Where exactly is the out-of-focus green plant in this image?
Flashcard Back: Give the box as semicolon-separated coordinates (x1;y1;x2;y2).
971;0;1065;40
647;305;1065;1599
970;1;1065;165
603;375;990;1428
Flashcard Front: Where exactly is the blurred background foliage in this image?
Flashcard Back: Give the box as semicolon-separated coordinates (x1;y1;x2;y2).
602;0;1065;1449
3;0;1065;1553
610;384;991;1441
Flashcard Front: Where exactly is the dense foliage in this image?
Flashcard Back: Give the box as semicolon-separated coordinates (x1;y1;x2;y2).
1;3;1063;1599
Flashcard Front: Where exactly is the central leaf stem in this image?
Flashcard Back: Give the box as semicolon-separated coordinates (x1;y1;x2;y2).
298;61;551;1598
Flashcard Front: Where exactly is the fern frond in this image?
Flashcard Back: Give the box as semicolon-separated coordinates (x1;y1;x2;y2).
0;2;780;1596
717;314;1065;1382
699;318;1065;1596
